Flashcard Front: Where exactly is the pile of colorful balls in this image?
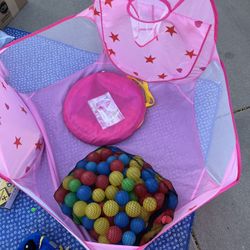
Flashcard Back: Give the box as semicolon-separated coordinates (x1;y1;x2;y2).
54;146;178;246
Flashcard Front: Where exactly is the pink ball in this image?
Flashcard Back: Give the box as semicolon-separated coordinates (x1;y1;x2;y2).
110;160;124;172
80;171;96;186
107;226;122;244
96;175;109;189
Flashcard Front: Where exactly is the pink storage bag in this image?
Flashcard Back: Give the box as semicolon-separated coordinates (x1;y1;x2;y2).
0;0;241;249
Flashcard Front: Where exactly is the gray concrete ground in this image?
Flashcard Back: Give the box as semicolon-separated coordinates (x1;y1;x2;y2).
9;0;250;249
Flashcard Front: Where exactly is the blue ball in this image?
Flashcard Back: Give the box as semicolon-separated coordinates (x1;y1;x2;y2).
82;216;94;230
119;154;130;165
115;191;130;206
114;212;129;228
122;231;136;246
167;191;178;210
76;159;87;169
141;169;153;181
145;178;159;193
76;186;92;201
107;155;117;164
85;162;97;172
61;203;72;217
97;161;110;175
130;218;145;234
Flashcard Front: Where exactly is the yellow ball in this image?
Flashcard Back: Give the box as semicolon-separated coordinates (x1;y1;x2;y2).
62;176;74;190
140;207;151;222
92;188;105;202
134;156;144;165
103;200;119;217
94;217;110;235
109;171;123;187
105;185;119;200
143;197;157;212
98;235;110;244
73;201;87;218
85;203;101;219
126;167;141;181
125;201;141;217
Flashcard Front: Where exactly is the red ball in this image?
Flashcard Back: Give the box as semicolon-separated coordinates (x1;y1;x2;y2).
107;226;122;244
80;171;96;186
87;152;101;163
163;179;174;190
159;182;169;194
100;148;113;160
96;175;109;189
73;168;85;179
89;229;99;240
134;184;147;197
110;160;124;172
161;215;173;224
54;186;68;203
107;216;114;226
154;192;165;210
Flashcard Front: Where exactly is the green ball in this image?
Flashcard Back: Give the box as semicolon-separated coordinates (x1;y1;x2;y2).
68;179;81;192
73;213;81;225
122;178;135;192
64;192;78;207
129;192;138;201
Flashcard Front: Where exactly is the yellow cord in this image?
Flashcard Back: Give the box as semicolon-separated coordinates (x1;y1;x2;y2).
128;76;155;108
39;236;45;249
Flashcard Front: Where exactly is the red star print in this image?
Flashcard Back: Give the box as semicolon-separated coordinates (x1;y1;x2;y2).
5;103;9;110
145;55;156;63
133;72;139;76
105;0;113;7
21;107;27;114
93;8;100;16
166;25;177;36
158;73;167;79
185;50;197;59
200;67;206;71
14;137;22;149
1;82;6;90
108;48;116;56
109;32;120;42
189;205;197;211
35;140;43;150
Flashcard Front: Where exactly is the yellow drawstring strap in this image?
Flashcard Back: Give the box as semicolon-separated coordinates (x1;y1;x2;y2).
39;236;45;249
128;76;155;108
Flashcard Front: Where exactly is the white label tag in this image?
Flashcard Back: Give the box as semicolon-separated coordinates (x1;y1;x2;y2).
88;92;125;129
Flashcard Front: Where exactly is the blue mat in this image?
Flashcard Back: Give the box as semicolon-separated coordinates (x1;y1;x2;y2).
0;27;221;250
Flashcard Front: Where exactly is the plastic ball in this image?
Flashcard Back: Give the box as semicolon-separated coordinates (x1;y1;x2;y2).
92;188;105;202
139;193;151;206
134;184;147;197
62;176;74;190
68;179;81;192
129;159;142;169
106;155;117;164
76;159;87;169
73;201;87;217
122;231;136;246
141;170;153;181
125;201;141;217
140;207;151;222
81;216;94;230
85;162;97;172
95;175;109;190
109;171;123;187
100;148;113;160
154;192;165;210
145;178;159;193
135;178;144;185
159;182;169;194
126;167;141;181
87;152;101;163
122;178;135;192
61;203;72;217
166;191;178;210
110;160;124;172
85;203;102;219
134;156;144;165
105;185;119;200
73;168;85;180
129;192;138;201
89;229;99;240
118;154;130;166
130;218;145;234
94;217;110;235
107;226;122;244
80;171;96;186
97;162;110;175
64;193;78;208
103;200;119;217
114;212;129;228
115;190;130;206
76;185;92;201
98;235;110;244
54;186;68;203
143;197;157;212
73;213;81;225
